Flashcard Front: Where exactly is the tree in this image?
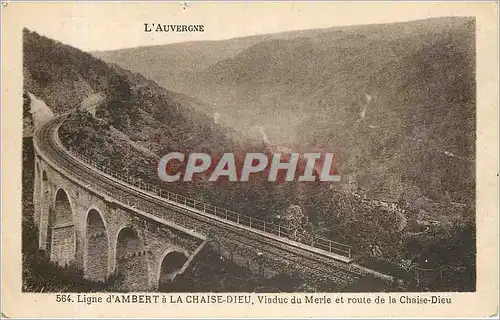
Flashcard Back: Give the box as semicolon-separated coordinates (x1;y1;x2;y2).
104;74;134;130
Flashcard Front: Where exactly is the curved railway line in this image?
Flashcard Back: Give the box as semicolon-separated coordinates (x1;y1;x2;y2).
35;115;391;288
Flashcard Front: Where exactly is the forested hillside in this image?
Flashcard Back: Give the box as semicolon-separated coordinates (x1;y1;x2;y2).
191;17;476;205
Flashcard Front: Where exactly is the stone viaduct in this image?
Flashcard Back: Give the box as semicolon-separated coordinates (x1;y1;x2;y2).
33;162;203;290
31;115;386;292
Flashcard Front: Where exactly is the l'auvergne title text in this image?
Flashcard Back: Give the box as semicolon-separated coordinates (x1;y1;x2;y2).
144;23;205;32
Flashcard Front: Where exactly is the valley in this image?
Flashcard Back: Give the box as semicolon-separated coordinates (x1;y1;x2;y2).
22;17;476;292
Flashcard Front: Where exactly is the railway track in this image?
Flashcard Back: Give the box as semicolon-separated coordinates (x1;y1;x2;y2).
35;116;370;286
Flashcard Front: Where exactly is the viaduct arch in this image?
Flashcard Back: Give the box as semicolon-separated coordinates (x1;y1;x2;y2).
49;188;76;266
84;208;109;282
157;248;189;289
115;226;149;291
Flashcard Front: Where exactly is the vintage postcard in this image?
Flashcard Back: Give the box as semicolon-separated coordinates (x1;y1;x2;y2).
1;1;498;318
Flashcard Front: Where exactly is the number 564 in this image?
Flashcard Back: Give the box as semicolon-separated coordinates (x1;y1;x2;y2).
56;294;72;302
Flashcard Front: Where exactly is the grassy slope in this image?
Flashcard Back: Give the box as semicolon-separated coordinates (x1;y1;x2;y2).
92;27;337;92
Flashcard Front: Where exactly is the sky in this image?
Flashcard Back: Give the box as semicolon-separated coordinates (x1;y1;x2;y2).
13;2;480;52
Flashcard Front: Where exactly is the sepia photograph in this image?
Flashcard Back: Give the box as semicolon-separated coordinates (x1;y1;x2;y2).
2;1;498;318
